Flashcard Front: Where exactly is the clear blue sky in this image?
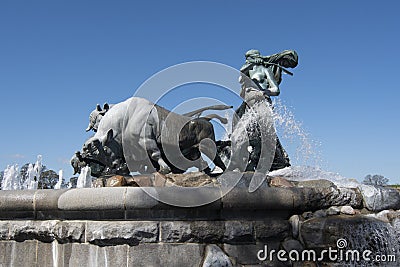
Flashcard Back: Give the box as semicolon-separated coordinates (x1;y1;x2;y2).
1;1;399;183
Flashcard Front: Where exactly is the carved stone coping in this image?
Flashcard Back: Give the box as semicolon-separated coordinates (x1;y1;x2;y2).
0;185;370;220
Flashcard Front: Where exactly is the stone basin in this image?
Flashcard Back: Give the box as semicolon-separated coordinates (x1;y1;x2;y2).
1;176;400;266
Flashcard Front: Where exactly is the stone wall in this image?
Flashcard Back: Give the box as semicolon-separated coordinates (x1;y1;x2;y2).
0;180;400;266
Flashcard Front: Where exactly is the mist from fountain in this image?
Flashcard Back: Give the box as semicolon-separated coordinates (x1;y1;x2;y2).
266;99;363;187
22;164;37;190
76;166;93;188
267;99;365;187
272;98;322;166
1;155;43;190
1;165;20;190
54;169;63;189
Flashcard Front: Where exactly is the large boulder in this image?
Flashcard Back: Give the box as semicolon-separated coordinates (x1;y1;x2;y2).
358;185;400;211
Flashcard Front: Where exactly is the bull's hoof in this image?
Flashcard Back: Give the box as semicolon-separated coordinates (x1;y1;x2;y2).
203;167;212;175
158;166;171;175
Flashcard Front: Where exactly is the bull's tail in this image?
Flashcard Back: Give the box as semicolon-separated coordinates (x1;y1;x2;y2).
201;114;228;124
183;104;232;118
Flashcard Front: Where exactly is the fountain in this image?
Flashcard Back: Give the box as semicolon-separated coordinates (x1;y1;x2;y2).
54;169;63;189
0;51;399;266
76;166;92;188
1;155;42;190
1;164;20;190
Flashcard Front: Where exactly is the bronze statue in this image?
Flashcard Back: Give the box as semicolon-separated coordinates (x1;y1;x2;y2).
232;49;299;171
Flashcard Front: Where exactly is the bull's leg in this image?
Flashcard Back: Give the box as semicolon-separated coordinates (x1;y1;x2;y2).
150;150;171;174
144;124;171;174
197;154;212;174
199;139;226;172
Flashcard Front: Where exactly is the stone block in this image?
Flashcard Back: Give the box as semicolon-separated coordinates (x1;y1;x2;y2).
125;187;222;220
55;242;73;267
160;221;192;242
223;242;280;265
67;243;91;266
127;243;204;267
0;190;35;211
0;240;38;267
4;220;85;243
254;219;290;241
124;187;160;210
99;244;129;267
86;221;158;245
222;187;295;211
0;241;13;266
160;221;224;243
0;221;9;240
223;221;254;243
36;241;55;267
9;220;59;242
190;221;225;242
34;189;68;211
153;186;222;209
66;243;128;267
58;187;126;211
54;220;85;242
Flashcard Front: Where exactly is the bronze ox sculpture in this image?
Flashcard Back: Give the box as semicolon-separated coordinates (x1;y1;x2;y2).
71;97;230;177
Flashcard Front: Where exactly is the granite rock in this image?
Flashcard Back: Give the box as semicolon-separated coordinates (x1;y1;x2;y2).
358;185;400;211
269;176;294;188
340;205;355;215
202;244;233;267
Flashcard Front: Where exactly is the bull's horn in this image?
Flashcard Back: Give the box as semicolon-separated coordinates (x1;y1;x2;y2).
86;123;93;132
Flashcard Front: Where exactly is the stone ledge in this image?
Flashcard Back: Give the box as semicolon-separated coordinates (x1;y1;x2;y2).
0;184;398;220
58;187;127;211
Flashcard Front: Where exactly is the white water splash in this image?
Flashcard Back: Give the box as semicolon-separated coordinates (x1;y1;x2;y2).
54;169;63;189
33;155;42;180
1;165;20;190
23;163;38;190
269;166;360;188
1;155;44;190
76;166;93;188
272;98;323;167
